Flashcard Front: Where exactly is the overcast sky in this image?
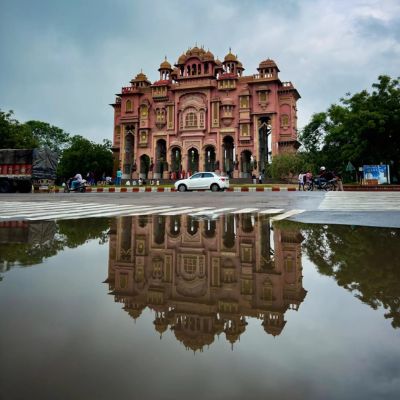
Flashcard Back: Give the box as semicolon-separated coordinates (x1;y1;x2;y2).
1;0;399;143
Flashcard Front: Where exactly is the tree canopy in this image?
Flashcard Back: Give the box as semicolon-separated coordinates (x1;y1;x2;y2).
0;109;113;181
269;153;311;182
0;109;71;152
0;110;37;149
25;120;71;153
57;135;113;180
300;223;400;329
300;75;400;180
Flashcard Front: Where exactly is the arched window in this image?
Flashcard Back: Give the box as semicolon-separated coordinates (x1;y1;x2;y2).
185;112;198;128
259;91;267;103
199;111;205;128
284;255;294;272
126;100;132;112
240;96;249;108
156;109;165;124
140;104;148;118
281;114;289;127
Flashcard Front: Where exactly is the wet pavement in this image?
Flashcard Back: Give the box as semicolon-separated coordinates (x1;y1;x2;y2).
2;191;400;227
0;214;399;399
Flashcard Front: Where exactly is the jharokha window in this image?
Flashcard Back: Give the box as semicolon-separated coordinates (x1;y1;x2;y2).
259;91;267;103
140;104;148;118
240;96;249;108
125;99;132;112
185;111;198;128
281;114;289;127
183;256;197;275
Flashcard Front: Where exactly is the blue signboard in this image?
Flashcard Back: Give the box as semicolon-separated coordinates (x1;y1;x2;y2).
363;165;390;184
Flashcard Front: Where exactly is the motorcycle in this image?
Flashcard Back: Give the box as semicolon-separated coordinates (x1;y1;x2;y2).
305;177;337;191
63;178;87;193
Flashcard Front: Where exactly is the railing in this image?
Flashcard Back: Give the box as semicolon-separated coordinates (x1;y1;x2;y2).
122;86;138;94
253;73;274;79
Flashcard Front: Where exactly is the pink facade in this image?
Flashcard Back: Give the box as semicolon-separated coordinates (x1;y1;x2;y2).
111;46;300;180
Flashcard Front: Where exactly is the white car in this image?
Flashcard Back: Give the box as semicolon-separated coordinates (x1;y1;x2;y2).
174;172;229;192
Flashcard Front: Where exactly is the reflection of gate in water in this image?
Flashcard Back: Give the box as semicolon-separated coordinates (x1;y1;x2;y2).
107;213;307;351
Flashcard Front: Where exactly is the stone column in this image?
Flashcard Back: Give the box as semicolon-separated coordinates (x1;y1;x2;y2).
132;124;139;179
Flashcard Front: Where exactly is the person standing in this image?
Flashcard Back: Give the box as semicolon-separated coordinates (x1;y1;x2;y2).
258;173;263;184
304;170;313;190
334;171;344;191
298;171;305;191
116;168;122;186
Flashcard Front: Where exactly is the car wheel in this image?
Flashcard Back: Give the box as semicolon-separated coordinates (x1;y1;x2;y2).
178;184;187;192
17;181;32;193
210;183;220;192
0;180;11;193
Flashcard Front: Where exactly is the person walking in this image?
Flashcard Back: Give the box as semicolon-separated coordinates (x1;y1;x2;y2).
116;168;122;186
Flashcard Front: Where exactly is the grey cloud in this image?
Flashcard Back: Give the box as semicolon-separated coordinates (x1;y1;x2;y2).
0;0;399;142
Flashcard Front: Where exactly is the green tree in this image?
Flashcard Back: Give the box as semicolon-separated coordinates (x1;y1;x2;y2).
270;153;310;182
300;75;400;180
24;120;71;153
57;135;113;180
0;109;37;149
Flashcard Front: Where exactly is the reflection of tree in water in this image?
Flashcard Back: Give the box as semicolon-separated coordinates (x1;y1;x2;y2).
57;218;110;247
0;218;110;276
298;223;400;328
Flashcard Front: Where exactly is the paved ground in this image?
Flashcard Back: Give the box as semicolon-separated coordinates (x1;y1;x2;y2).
1;191;400;228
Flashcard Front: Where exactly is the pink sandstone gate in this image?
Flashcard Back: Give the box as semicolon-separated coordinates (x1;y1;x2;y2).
111;46;300;180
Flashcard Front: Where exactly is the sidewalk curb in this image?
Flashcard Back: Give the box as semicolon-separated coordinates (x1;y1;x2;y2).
55;186;298;193
52;186;400;193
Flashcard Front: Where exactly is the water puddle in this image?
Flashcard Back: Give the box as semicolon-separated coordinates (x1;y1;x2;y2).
0;215;399;399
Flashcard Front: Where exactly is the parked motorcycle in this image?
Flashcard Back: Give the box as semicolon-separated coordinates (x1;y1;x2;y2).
305;178;337;191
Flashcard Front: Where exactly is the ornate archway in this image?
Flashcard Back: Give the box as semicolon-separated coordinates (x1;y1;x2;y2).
204;146;216;171
223;136;234;177
258;117;272;174
140;154;150;179
123;126;135;177
240;150;253;178
187;147;199;174
170;147;182;175
154;139;167;179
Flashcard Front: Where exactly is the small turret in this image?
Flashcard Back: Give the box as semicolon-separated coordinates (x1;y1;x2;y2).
158;57;172;80
257;58;279;78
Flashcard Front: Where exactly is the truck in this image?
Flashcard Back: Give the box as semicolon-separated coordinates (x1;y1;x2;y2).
0;220;58;278
0;148;58;193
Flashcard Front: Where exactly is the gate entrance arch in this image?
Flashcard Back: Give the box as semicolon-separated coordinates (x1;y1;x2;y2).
258;117;272;174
